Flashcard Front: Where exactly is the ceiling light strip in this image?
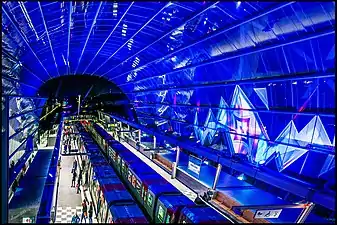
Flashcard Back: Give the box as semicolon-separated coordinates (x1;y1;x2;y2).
82;2;135;75
103;2;220;78
38;2;60;77
109;2;296;81
93;3;171;77
67;1;72;74
74;1;104;75
117;29;334;87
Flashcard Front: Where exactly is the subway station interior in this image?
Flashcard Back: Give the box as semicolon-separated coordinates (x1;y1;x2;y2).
1;1;335;224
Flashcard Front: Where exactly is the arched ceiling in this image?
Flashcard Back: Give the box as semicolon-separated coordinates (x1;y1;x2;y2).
2;2;336;210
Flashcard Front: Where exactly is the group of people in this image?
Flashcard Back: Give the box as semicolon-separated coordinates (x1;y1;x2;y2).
63;126;79;154
71;200;93;224
71;157;92;223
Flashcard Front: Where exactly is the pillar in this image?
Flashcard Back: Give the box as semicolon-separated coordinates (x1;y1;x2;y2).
171;146;180;179
153;136;156;149
138;130;141;144
212;163;222;190
77;95;81;116
296;203;315;223
1;96;9;224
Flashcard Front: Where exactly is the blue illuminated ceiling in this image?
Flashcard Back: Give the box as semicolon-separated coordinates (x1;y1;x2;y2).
2;1;335;194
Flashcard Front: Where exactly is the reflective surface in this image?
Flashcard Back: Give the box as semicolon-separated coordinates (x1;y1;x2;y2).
2;1;335;209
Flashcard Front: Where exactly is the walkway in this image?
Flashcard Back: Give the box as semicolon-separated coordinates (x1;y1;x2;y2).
54;124;98;223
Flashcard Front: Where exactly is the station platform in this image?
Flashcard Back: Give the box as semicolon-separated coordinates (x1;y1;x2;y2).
54;125;98;223
8;149;52;223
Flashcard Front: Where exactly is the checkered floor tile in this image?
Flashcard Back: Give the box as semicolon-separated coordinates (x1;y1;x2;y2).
54;206;98;223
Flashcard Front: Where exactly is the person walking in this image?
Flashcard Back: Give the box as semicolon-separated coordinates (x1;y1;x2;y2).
71;213;80;223
71;170;77;187
73;159;77;172
88;202;93;223
78;169;83;186
81;200;87;223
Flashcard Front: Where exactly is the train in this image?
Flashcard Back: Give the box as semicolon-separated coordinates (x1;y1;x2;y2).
76;124;149;223
79;120;231;223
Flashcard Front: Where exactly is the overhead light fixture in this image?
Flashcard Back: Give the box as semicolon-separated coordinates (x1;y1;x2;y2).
236;1;241;9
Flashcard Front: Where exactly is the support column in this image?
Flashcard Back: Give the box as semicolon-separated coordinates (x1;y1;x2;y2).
171;146;180;179
296;203;315;223
138;130;141;144
153;136;156;149
77;95;81;116
1;96;9;224
212;163;222;190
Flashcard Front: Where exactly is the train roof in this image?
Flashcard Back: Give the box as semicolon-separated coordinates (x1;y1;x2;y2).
93;166;117;178
104;189;134;204
148;183;180;196
109;204;148;223
158;195;195;210
134;173;165;184
180;207;229;223
128;160;153;172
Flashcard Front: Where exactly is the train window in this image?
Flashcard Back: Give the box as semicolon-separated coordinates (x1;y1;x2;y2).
131;175;137;188
147;194;153;207
136;180;141;194
157;205;165;222
165;214;171;223
127;170;132;182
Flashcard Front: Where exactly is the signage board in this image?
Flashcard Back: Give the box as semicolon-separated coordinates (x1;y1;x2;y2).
22;217;35;223
254;209;282;219
188;155;202;175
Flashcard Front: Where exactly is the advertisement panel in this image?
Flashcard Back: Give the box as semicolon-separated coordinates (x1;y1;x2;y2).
187;155;202;176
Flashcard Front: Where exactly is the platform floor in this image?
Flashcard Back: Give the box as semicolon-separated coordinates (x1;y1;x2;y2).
54;125;98;223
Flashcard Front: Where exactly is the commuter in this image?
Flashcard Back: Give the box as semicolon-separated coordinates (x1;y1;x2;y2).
10;160;15;169
71;170;77;187
81;200;87;223
82;160;86;171
68;142;71;153
78;169;83;186
84;171;89;187
88;202;93;223
71;213;80;223
76;182;81;194
73;159;77;173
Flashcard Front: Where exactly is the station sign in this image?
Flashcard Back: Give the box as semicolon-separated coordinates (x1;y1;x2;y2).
22;217;35;223
254;209;282;219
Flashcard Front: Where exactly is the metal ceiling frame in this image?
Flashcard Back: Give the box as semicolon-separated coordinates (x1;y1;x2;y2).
81;2;135;75
103;2;220;76
2;5;52;79
118;29;335;88
107;2;295;81
92;3;171;76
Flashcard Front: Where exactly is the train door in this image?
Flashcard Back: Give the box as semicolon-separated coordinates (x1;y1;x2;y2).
155;201;167;223
108;146;115;164
141;184;148;205
127;168;133;184
145;190;155;218
117;155;121;172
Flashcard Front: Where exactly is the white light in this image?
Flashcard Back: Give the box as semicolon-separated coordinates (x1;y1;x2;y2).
236;1;241;9
162;17;165;20
258;160;265;165
122;30;126;33
123;24;127;28
167;17;171;21
122;33;126;36
49;173;53;178
204;20;207;25
168;13;172;16
113;9;117;13
237;174;245;181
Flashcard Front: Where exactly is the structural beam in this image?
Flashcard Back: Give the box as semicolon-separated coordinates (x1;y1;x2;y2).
212;163;222;190
172;146;180;179
1;96;9;224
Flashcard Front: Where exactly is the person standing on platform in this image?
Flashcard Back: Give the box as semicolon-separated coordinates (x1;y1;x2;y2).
88;202;93;224
81;200;88;223
73;159;77;173
84;170;89;188
71;170;77;187
78;169;83;186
